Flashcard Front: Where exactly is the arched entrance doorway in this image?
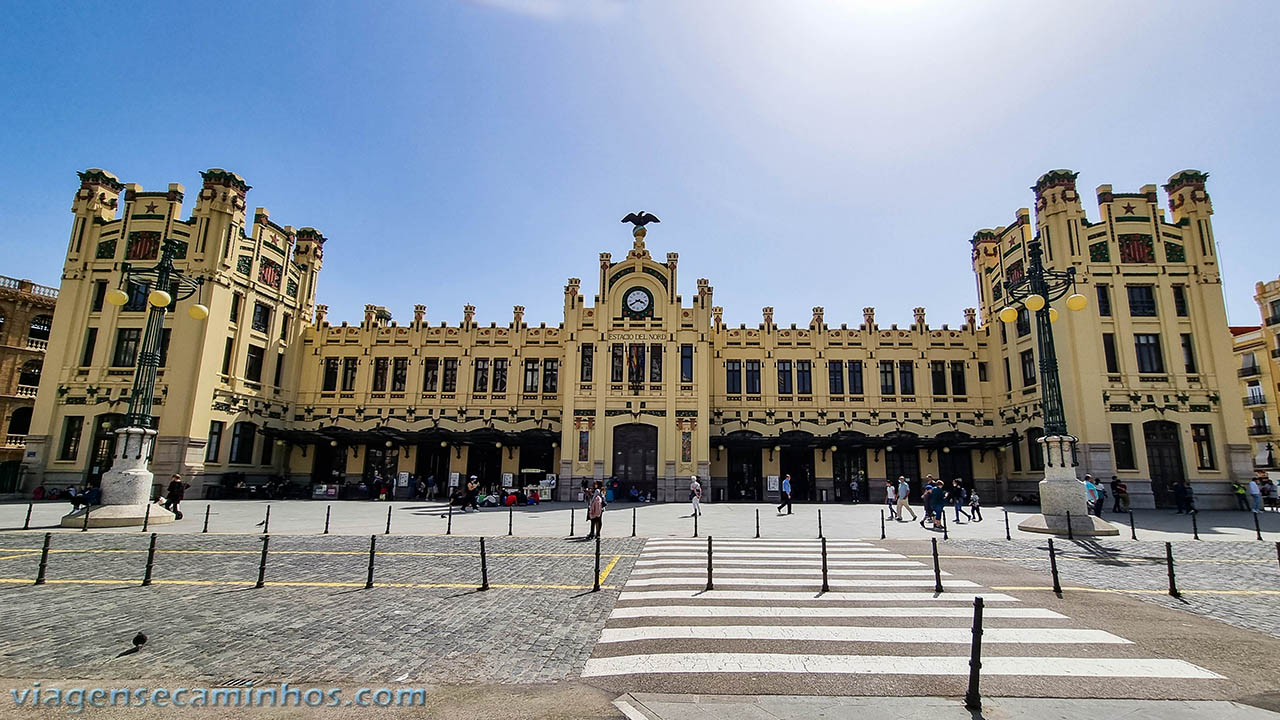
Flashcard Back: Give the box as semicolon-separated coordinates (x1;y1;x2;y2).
1143;420;1184;509
612;424;657;498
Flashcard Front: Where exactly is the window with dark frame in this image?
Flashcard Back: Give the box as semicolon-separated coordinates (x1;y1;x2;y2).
880;361;895;395
1192;424;1216;469
1003;357;1011;391
472;358;489;393
611;344;624;383
1027;428;1044;471
280;313;290;340
543;358;559;393
229;293;241;323
245;345;265;382
274;351;285;387
580;344;594;382
228;422;255;464
931;361;947;396
950;361;966;396
373;357;389;392
323;358;339;391
727;360;742;394
252;302;271;333
1172;285;1189;317
650;343;662;383
492;358;507;393
1127;285;1157;316
422;358;439;392
1015;308;1031;337
157;328;171;367
680;344;693;382
848;360;863;395
796;360;812;395
1134;333;1164;373
221;337;233;375
206;421;224;463
80;327;97;367
899;360;915;395
777;360;793;394
524;358;540;393
1111;424;1136;469
442;358;458;393
1011;436;1022;471
91;281;107;312
392;357;407;391
112;328;141;367
1096;284;1111;316
261;433;274;466
59;416;83;461
1181;334;1196;374
1020;349;1036;387
124;281;149;312
977;361;988;382
342;357;359;391
828;360;843;395
745;360;761;394
1102;333;1119;373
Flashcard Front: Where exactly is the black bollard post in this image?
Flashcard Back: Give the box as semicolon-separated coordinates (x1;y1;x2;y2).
142;533;157;586
755;508;760;539
942;512;949;541
479;537;489;591
693;509;698;538
34;532;51;585
508;505;513;537
262;505;271;535
81;506;90;532
1048;538;1062;595
323;505;331;535
964;596;985;710
820;536;830;593
568;505;574;537
1274;541;1279;572
446;504;453;535
880;509;886;540
931;537;943;593
632;507;636;538
23;503;33;530
1004;510;1011;541
1065;510;1073;541
365;535;377;589
1255;512;1263;541
141;503;150;533
592;534;601;592
202;504;211;533
818;509;823;539
255;535;270;589
1165;541;1180;598
386;505;393;535
705;536;714;592
1192;511;1200;540
1129;510;1137;540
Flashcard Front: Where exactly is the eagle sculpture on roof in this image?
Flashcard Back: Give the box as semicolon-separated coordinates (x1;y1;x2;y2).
621;211;660;228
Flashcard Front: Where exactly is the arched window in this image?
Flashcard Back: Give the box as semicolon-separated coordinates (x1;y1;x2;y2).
7;407;32;435
28;315;52;341
229;422;257;465
18;360;42;388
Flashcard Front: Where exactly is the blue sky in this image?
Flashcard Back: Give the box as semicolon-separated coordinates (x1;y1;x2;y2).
2;1;1278;327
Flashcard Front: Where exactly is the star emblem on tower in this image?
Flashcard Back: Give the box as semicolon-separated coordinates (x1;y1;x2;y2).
144;202;158;213
1122;202;1136;214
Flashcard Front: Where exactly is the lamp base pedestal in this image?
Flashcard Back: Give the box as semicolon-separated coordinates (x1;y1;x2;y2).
1016;434;1119;537
60;425;176;528
61;503;175;528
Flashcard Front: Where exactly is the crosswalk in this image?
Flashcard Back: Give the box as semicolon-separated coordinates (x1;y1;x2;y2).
583;537;1222;695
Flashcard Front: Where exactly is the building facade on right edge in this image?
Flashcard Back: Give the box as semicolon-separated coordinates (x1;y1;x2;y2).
973;170;1252;509
1232;276;1280;473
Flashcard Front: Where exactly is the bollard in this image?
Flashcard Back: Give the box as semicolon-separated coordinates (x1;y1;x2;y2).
818;509;823;539
592;535;601;592
931;537;943;594
1165;541;1180;597
1048;538;1062;595
365;535;377;589
1192;511;1200;540
479;537;490;591
255;535;270;588
34;532;51;585
632;507;636;538
964;596;985;710
23;503;33;530
941;512;949;541
323;505;331;535
705;536;714;592
202;505;211;533
262;505;271;535
1004;510;1011;541
568;505;574;537
1274;541;1279;572
820;536;830;593
142;533;157;586
81;506;90;532
1065;511;1073;541
1129;510;1137;540
141;503;150;532
755;508;760;539
447;504;453;536
386;505;393;535
880;509;886;540
693;509;699;538
1255;512;1263;541
508;505;513;537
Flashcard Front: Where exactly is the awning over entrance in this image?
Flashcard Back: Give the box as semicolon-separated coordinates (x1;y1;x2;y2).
713;428;1013;452
261;426;559;448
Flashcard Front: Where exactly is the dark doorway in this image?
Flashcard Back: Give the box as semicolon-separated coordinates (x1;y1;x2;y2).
1143;420;1184;509
780;447;815;502
7;406;32;435
518;444;554;489
415;443;451;498
613;424;658;497
885;448;922;501
466;444;502;491
311;442;345;483
833;448;869;502
727;446;762;501
938;449;974;489
86;413;126;487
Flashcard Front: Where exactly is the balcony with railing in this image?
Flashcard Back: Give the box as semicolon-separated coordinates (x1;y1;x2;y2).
1240;365;1262;378
0;275;58;298
25;337;48;351
15;385;38;398
1244;395;1269;407
1249;424;1273;436
3;434;26;449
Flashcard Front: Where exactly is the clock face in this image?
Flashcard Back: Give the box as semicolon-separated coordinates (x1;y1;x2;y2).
625;289;651;313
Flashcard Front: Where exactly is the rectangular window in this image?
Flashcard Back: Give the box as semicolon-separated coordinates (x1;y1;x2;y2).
245;345;265;382
1134;333;1165;373
1181;333;1196;374
777;360;793;394
627;344;646;384
1111;424;1136;469
323;358;339;391
543;358;559;393
680;344;694;383
472;358;489;393
1172;285;1189;317
580;344;594;382
91;281;107;312
950;361;966;396
492;358;507;393
796;360;812;395
848;360;863;395
650;343;663;382
523;359;539;393
59;416;83;461
977;361;988;382
1003;357;1011;391
442;358;458;393
342;357;359;391
422;358;439;392
898;361;915;395
1027;430;1044;471
1127;285;1157;316
828;360;843;395
880;361;895;395
1096;284;1111;316
229;422;255;465
745;360;761;394
1020;349;1036;387
273;351;285;387
252;302;271;333
259;433;275;466
1102;333;1119;373
221;337;233;375
124;281;149;312
206;421;224;462
931;361;947;396
280;313;290;340
727;360;743;394
1000;322;1007;345
1016;308;1031;337
392;357;407;391
112;328;141;367
229;293;241;323
372;357;389;392
611;344;624;383
1191;424;1216;470
157;328;171;367
1011;437;1022;472
80;327;98;367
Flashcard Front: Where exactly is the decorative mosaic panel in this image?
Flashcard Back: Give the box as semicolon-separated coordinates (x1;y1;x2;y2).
1164;242;1185;263
681;431;692;463
259;258;283;289
95;239;117;259
236;255;252;275
1005;259;1024;286
286;278;299;298
125;231;161;260
578;430;590;462
1117;234;1155;263
1089;241;1110;263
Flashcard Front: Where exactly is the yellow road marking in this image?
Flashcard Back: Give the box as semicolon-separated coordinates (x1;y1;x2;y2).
0;578;618;591
598;554;621;585
0;548;636;558
906;554;1273;564
991;585;1280;595
0;553;38;561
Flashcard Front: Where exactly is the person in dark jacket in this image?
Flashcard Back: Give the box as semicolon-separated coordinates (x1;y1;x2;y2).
163;473;188;519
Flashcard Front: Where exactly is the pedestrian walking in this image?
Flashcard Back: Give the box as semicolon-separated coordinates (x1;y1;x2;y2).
1110;476;1123;513
968;489;983;522
949;479;971;522
1113;477;1130;513
1248;476;1263;513
466;476;480;512
1173;478;1190;515
777;474;793;515
924;480;946;528
689;475;702;517
586;485;604;538
162;473;188;520
895;476;917;521
849;476;860;504
885;481;898;520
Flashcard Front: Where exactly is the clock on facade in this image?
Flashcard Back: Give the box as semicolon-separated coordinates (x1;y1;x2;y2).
623;287;653;319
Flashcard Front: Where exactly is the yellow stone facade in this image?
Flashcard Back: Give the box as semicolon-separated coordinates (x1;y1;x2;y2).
21;168;1254;507
1231;275;1280;470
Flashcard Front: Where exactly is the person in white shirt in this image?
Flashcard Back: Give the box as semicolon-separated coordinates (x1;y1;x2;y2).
885;481;898;520
895;476;917;521
1248;477;1263;513
689;476;702;516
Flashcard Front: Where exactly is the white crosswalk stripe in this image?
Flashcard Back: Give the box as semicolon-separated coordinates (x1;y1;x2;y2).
583;538;1223;690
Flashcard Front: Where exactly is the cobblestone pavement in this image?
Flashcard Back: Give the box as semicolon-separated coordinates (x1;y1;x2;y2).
0;535;643;686
937;539;1280;640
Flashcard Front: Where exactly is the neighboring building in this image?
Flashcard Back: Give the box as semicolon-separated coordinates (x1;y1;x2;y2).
0;275;58;494
1230;274;1280;471
21;167;1254;507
